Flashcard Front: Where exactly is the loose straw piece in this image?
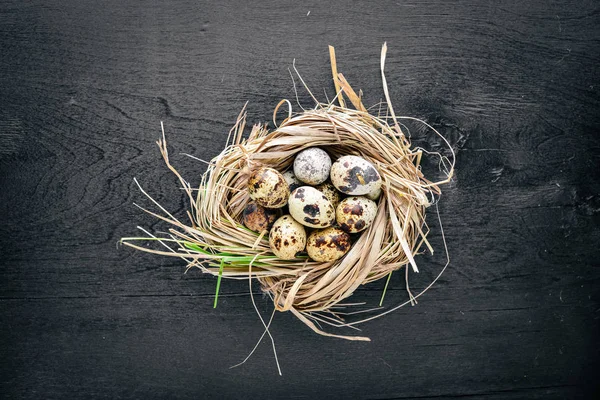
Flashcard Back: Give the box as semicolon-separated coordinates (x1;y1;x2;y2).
328;45;346;108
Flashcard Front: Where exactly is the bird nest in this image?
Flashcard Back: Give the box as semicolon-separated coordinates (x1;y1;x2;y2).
121;44;454;341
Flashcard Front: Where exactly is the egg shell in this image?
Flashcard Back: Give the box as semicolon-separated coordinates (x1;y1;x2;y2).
282;170;302;192
269;215;306;260
315;182;341;209
306;227;352;262
336;196;378;233
293;147;332;185
330;155;382;195
247;167;290;208
365;185;382;201
242;201;278;232
288;186;335;228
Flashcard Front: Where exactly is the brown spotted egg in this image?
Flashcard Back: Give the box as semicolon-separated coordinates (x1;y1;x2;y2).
242;201;278;232
282;170;302;192
269;215;306;260
288;186;335;228
336;196;378;233
315;182;341;209
293;147;332;185
247;167;289;208
330;155;382;195
306;227;352;262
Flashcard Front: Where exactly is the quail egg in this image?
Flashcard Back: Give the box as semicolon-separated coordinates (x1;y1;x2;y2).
288;186;335;228
330;155;382;195
282;170;302;192
247;167;289;208
269;215;307;260
293;147;332;185
315;182;341;209
306;227;352;262
365;185;382;201
242;201;278;232
336;196;378;233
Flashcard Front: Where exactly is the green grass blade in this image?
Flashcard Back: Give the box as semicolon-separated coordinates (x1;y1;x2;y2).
183;242;211;254
213;259;225;308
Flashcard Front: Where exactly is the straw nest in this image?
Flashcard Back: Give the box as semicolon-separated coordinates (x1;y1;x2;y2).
122;44;454;341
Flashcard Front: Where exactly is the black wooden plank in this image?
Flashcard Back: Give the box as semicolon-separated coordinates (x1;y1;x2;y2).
1;0;599;399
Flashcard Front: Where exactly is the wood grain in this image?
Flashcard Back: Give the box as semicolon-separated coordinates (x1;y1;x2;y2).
1;0;599;398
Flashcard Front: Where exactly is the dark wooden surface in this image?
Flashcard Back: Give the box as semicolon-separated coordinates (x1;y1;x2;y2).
1;1;599;399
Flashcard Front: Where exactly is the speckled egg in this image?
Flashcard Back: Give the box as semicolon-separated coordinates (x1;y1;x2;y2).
269;215;306;260
336;196;378;233
242;201;278;232
365;185;382;201
282;170;302;192
293;147;332;185
306;227;352;262
330;155;382;195
315;182;341;209
288;186;335;228
247;167;290;208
